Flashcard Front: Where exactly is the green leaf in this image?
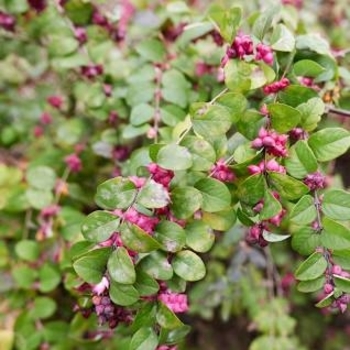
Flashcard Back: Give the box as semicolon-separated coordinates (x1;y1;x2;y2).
333;275;350;293
224;60;251;92
194;178;231;212
297;97;325;131
297;276;325;293
278;85;318;107
154;221;186;253
139;251;173;280
38;263;61;293
158;325;191;345
177;22;214;48
293;60;325;77
295;252;327;281
236;109;265;140
259;190;282;221
130;104;155;126
15;240;40;262
73;247;111;284
252;4;281;40
30;297;57;320
170;186;202;219
108;247;136;284
81;211;120;243
321;217;350;250
134;269;160;297
126;82;155;107
290;195;317;225
269;172;309;200
322;189;350;221
26;188;53;210
216;92;247;123
285;140;318;179
181;136;216;171
296;34;331;55
208;5;241;43
250;63;276;90
238;174;266;206
268;103;301;133
130;327;158;350
185;221;215;253
162;70;190;108
137;180;170;209
136;39;166;63
192;105;232;138
308;128;350;162
202;208;236;231
109;281;140;306
270;24;295;52
95;177;137;210
26;166;57;190
49;36;78;57
12;266;37;289
315;293;334;308
120;223;162;253
333;250;350;270
262;231;290;242
172;250;206;281
156;303;183;329
156;143;192;171
291;226;321;256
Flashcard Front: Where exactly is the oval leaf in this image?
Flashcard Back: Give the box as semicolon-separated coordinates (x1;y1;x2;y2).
295;252;327;281
156;144;192;171
107;247;136;284
172;250;206;281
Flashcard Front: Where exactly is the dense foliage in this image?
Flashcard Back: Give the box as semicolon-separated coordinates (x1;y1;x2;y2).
1;0;350;349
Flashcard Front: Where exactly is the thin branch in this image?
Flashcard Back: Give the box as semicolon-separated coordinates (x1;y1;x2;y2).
326;105;350;118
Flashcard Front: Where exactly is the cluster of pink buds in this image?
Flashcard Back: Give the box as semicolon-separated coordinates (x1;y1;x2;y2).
74;27;87;45
0;11;15;31
282;0;303;9
64;153;82;173
28;0;47;12
39;112;53;125
298;76;320;91
252;128;288;157
103;84;113;97
147;163;174;189
289;127;307;141
248;159;286;175
255;43;274;65
91;294;132;328
303;171;327;190
81;64;103;79
195;62;215;77
47;95;63;109
246;223;268;247
210;159;236;182
112;145;130;162
263;78;290;94
211;30;224;46
40;204;60;219
157;345;178;350
162;22;186;42
158;292;188;313
123;207;160;234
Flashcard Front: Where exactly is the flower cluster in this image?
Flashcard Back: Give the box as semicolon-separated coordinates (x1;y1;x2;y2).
64;154;83;173
248;159;286;175
0;11;15;31
210;159;236;182
252;128;288;157
158;292;189;313
28;0;47;12
263;77;290;94
147;163;174;189
255;43;274;65
81;64;104;79
303;171;327;190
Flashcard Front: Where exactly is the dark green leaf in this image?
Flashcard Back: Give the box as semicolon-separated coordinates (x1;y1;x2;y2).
185;221;215;253
120;223;162;253
297;276;325;293
170;186;202;219
290;195;317;225
172;250;206;281
268;103;301;133
238;174;266;206
321;217;350;250
156;303;183;329
278;85;318;107
107;247;136;284
322;189;350;221
109;281;140;306
202;208;236;231
285;140;318;179
269;172;309;200
81;211;120;243
252;4;281;40
295;252;327;281
95;177;137;210
293;60;325;77
73;247;111;284
259;190;282;220
291;226;321;256
194;178;231;212
308;128;350;162
139;251;173;280
156;144;192;171
154;221;186;253
137;180;170;209
130;327;158;350
134;269;160;297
